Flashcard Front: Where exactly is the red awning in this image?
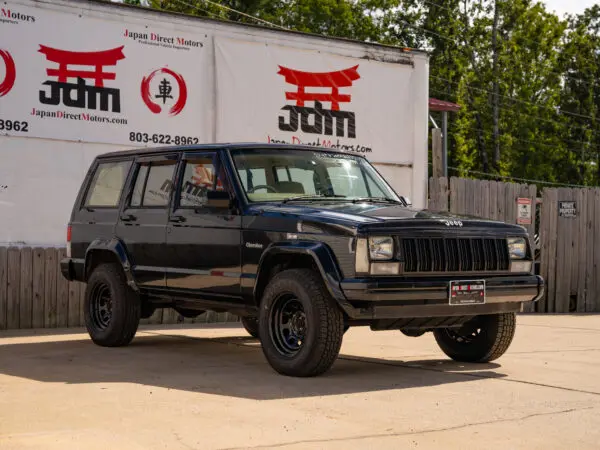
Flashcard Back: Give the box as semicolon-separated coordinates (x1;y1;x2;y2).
429;97;461;112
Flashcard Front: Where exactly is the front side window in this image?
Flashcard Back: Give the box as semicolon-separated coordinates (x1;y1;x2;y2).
130;161;176;207
230;149;400;203
84;160;131;207
178;154;226;207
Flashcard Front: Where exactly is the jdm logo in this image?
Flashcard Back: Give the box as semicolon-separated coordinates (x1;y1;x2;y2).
0;49;16;97
38;45;125;113
140;67;187;116
277;65;360;138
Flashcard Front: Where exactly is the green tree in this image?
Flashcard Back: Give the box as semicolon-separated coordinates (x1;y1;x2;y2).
140;0;600;186
558;6;600;184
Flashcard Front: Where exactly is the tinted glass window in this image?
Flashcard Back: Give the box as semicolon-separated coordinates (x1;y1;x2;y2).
85;160;131;207
238;168;267;191
143;163;176;206
326;165;369;197
131;165;149;207
129;161;176;207
231;149;400;203
179;155;225;207
275;166;317;194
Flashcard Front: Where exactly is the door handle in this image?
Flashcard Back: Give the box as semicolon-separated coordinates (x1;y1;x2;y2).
170;215;186;223
120;213;137;222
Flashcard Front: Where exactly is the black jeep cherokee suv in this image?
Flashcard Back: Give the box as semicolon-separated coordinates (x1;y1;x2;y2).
61;143;543;377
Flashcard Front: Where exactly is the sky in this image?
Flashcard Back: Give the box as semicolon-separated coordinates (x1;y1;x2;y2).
543;0;597;17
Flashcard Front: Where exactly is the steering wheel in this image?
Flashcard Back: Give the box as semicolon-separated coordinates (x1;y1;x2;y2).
248;184;279;193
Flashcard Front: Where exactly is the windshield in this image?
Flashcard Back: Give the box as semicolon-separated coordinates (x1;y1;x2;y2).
230;148;402;203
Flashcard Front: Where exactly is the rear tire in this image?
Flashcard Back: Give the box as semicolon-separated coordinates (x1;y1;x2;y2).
84;263;141;347
258;269;344;377
433;313;516;363
241;316;259;338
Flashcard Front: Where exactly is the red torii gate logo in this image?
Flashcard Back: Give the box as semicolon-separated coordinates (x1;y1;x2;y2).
277;65;360;138
0;49;16;98
38;45;125;113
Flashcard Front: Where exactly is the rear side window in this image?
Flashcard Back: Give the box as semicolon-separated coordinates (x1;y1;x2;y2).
84;160;131;208
130;161;177;207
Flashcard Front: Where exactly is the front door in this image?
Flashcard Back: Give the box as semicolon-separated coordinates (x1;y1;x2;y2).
165;151;242;299
115;153;179;288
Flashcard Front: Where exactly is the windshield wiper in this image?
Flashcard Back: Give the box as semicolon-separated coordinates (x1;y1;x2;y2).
351;197;405;204
282;194;348;203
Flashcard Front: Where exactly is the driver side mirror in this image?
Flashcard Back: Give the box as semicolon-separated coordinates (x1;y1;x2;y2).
206;190;232;209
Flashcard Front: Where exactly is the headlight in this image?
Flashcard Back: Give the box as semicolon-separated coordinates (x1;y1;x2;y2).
507;237;527;259
369;236;394;260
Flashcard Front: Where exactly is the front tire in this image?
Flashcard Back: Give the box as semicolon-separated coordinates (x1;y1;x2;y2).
258;269;345;377
433;313;516;363
84;263;141;347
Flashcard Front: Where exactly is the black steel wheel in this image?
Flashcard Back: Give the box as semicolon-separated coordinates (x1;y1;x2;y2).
84;263;141;347
433;313;516;363
241;316;259;338
258;269;344;377
89;282;112;330
269;294;306;355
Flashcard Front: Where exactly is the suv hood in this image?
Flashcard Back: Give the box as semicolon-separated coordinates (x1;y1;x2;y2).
249;201;526;233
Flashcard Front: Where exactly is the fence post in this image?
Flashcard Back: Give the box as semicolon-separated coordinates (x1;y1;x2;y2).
428;177;449;212
432;128;443;179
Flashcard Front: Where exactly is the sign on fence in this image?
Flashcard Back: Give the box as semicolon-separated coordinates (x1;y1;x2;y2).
559;201;577;218
517;197;532;225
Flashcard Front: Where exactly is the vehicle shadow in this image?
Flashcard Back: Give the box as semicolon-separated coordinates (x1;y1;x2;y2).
0;329;506;400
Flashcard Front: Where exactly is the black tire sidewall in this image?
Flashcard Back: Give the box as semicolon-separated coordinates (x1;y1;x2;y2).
434;313;515;362
84;264;140;346
258;269;343;376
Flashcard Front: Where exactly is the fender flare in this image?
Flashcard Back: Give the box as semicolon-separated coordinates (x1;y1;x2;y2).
254;241;354;314
84;238;138;291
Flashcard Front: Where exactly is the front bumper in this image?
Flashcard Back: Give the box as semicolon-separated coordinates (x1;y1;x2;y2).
338;274;544;319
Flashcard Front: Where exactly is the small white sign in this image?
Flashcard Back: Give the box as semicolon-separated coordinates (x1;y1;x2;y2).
517;198;532;225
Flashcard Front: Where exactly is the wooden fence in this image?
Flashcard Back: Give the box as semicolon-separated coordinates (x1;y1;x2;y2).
536;187;600;313
0;247;239;330
428;177;537;238
429;177;600;313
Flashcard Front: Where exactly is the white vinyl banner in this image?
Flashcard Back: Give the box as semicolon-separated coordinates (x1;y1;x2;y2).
214;37;416;164
0;2;211;146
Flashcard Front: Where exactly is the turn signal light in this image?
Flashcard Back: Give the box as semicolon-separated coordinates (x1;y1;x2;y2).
510;261;532;273
66;225;72;258
370;262;400;275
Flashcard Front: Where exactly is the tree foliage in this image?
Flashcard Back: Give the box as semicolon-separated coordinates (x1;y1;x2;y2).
139;0;600;186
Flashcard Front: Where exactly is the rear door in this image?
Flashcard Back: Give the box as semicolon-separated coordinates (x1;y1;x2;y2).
165;151;242;298
115;153;179;288
71;158;132;260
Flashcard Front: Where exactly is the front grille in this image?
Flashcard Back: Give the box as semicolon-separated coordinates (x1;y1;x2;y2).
400;237;509;273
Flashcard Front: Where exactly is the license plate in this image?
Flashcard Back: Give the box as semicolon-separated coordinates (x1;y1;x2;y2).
449;280;486;305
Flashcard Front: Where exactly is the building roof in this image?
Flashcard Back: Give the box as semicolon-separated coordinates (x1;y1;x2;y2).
429;97;461;112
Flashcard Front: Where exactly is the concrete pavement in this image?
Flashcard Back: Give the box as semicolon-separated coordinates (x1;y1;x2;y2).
1;314;599;449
